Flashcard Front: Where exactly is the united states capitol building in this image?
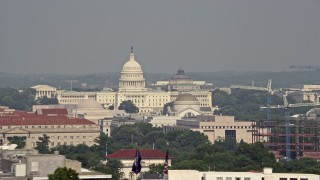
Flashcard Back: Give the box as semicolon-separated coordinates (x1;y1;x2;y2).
34;48;213;114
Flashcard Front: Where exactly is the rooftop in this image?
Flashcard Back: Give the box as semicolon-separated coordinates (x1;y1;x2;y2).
0;110;95;126
107;149;171;159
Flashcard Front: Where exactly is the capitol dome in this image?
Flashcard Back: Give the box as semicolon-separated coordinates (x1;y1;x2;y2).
77;99;104;110
122;57;142;72
118;47;146;92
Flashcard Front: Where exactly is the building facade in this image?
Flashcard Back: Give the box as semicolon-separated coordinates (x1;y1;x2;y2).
0;108;100;149
163;115;259;144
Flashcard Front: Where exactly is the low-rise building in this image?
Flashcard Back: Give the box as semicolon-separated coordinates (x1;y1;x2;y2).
0;148;111;179
0;109;100;148
164;115;259;144
107;149;171;180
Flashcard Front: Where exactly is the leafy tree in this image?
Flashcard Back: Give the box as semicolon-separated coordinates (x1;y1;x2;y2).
108;105;114;110
92;133;108;157
48;167;79;180
35;134;50;154
0;88;36;111
118;100;139;113
174;159;208;171
7;136;26;149
147;164;165;174
92;159;123;180
36;96;59;105
162;102;173;115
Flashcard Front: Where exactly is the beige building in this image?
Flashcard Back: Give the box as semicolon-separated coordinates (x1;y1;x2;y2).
0;108;100;149
164;115;257;144
153;67;214;92
56;48;212;114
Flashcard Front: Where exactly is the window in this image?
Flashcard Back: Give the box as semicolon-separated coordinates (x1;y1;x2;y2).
217;177;223;180
244;178;250;180
226;177;232;180
70;136;73;139
225;130;236;142
51;142;54;146
236;178;241;180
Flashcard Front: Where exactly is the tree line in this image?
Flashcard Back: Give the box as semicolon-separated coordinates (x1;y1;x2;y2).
0;88;58;111
212;89;311;121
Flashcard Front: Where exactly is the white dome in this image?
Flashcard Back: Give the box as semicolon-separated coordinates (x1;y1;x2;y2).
77;99;104;110
118;47;146;92
173;93;200;112
121;49;143;73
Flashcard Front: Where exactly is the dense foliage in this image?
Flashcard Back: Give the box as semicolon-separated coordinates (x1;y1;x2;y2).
35;134;51;154
36;96;59;105
212;89;312;121
7;136;26;149
118;100;139;113
0;88;35;111
48;167;79;180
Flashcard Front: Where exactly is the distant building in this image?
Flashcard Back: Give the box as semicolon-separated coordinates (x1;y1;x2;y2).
284;84;320;103
164;115;259;144
150;93;214;129
54;48;212;114
153;67;214;92
30;85;57;99
0;107;100;148
107;149;171;180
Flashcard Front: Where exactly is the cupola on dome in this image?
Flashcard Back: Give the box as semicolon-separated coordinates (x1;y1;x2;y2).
122;47;142;73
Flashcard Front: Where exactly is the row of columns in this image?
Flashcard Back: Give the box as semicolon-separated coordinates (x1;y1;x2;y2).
120;81;145;88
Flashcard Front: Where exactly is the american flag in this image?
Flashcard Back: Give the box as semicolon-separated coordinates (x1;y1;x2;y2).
163;150;169;174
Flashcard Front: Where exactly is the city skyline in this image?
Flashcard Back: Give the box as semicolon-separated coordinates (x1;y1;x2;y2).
1;1;319;74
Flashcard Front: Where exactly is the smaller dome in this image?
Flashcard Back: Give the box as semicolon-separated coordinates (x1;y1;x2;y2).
175;93;198;102
77;99;104;110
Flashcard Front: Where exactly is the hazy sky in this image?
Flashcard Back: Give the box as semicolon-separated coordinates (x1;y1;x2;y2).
0;1;319;74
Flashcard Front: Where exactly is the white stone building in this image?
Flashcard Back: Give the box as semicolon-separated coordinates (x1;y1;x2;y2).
30;85;57;99
56;48;212;114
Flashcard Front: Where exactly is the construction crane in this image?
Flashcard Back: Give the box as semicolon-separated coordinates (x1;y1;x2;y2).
260;94;320;161
289;65;320;71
